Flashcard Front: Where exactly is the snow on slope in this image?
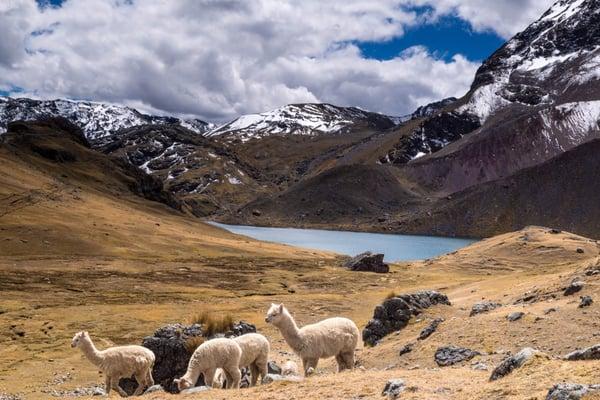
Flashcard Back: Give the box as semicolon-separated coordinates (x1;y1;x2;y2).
0;97;213;139
207;103;397;141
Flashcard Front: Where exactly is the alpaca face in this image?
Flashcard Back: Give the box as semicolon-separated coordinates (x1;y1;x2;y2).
71;331;87;348
174;377;192;391
265;303;284;324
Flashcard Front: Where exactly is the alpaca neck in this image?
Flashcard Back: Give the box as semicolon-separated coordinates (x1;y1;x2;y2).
275;310;303;351
80;337;104;367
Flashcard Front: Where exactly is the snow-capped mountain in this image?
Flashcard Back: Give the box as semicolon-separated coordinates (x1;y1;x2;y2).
207;103;397;141
381;0;600;167
0;97;213;139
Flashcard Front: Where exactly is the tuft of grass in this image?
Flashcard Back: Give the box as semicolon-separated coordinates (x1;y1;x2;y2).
184;336;205;353
384;291;398;300
190;312;235;337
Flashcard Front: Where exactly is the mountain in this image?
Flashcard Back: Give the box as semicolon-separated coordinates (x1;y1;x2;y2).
225;0;600;238
0;97;213;139
207;103;397;141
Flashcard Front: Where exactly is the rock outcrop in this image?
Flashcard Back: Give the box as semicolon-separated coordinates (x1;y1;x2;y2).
343;252;389;273
564;281;584;296
362;291;451;346
418;318;443;340
470;301;501;316
564;344;600;361
579;296;593;308
489;348;545;381
546;383;600;400
434;346;480;367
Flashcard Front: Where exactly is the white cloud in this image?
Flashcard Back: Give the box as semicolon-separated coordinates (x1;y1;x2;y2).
0;0;554;121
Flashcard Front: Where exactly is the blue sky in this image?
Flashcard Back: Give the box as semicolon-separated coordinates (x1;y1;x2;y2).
1;0;554;120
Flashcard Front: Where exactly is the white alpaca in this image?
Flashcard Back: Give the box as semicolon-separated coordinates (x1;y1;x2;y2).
213;333;270;388
265;303;359;376
71;331;155;397
174;338;242;391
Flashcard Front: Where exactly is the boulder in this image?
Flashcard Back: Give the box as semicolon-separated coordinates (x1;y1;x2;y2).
382;379;406;399
470;301;501;316
546;383;600;400
418;318;443;340
489;348;545;381
579;296;593;308
363;291;451;346
564;281;584;296
434;345;480;367
399;343;414;357
343;252;389;273
506;312;525;322
564;344;600;360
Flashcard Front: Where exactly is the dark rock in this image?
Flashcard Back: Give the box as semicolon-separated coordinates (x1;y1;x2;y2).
579;296;593;308
399;343;414;356
362;291;451;346
434;346;480;367
546;383;600;400
418;318;443;340
382;379;406;399
225;320;256;337
343;252;389;273
564;281;584;296
489;348;542;381
470;301;501;316
564;344;600;361
252;209;262;216
506;312;525;322
549;229;561;234
544;307;558;314
268;361;282;375
576;248;585;254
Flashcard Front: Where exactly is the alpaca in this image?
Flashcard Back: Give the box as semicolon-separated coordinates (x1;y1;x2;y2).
174;338;242;391
233;333;269;386
265;303;359;376
71;331;155;397
213;333;270;388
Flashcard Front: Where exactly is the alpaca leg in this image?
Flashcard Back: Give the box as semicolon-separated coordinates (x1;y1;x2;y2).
335;354;346;372
132;372;146;396
304;358;318;376
204;368;217;388
224;366;241;389
105;377;112;396
249;363;260;387
257;359;268;384
342;351;355;370
111;376;128;397
146;369;154;387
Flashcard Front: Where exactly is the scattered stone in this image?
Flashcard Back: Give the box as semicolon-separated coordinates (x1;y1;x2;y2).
363;291;451;346
143;385;164;394
576;248;585;254
418;318;443;340
399;343;414;356
564;281;584;296
470;301;501;316
544;308;558;314
251;209;262;216
471;361;488;371
343;252;389;273
262;374;303;384
0;393;23;400
91;387;106;396
546;383;600;400
579;296;593;308
267;361;282;375
382;379;406;399
489;348;545;381
180;386;211;395
506;312;525;322
434;345;480;367
564;344;600;360
549;229;561;234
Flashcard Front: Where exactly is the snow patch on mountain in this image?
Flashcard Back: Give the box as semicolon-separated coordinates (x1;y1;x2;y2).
208;103;396;141
0;97;213;139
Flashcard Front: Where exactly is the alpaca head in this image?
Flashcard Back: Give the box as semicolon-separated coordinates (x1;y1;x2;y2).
173;377;192;391
71;331;89;348
265;303;286;324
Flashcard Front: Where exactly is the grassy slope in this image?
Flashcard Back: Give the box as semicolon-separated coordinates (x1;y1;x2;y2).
2;125;600;399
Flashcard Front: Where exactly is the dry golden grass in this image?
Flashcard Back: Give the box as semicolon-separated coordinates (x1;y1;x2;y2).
2;141;600;399
189;312;235;337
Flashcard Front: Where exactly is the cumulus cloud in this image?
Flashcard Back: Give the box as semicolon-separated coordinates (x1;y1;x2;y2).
0;0;554;121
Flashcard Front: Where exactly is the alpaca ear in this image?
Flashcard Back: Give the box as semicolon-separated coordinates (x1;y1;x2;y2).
278;304;284;312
